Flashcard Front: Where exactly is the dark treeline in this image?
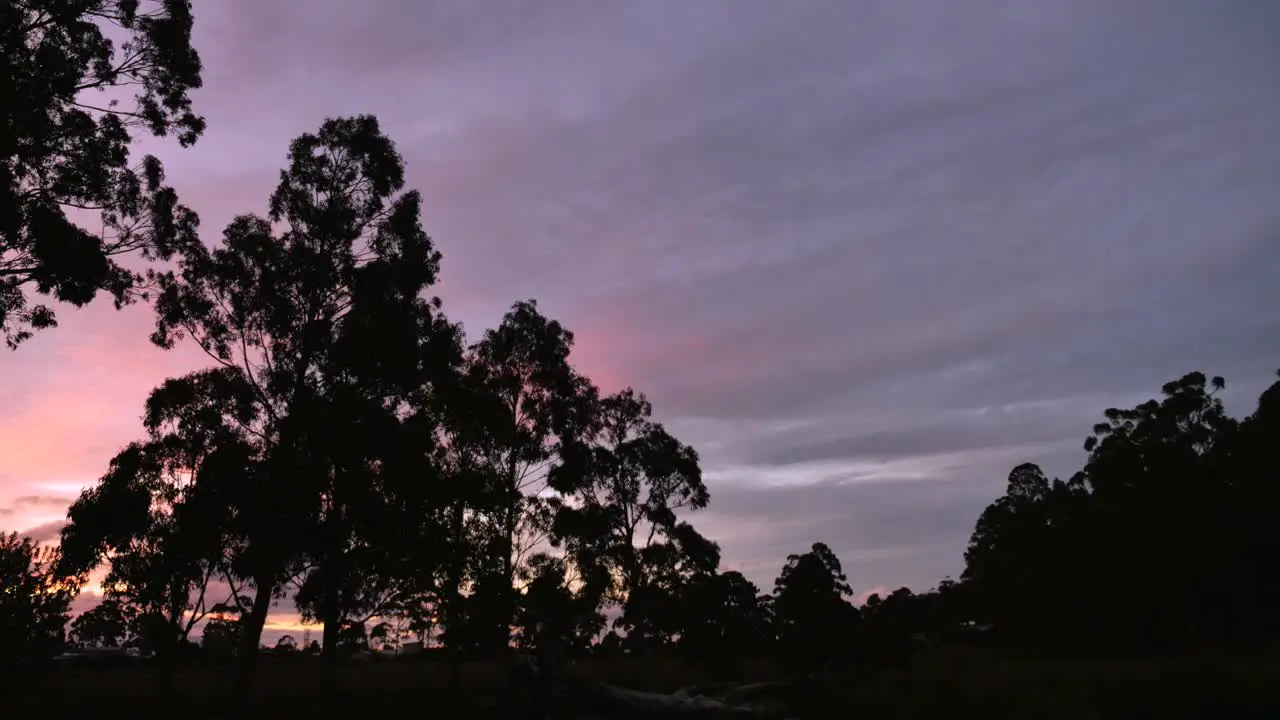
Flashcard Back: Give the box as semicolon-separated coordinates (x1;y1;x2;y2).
3;3;1280;709
959;371;1280;654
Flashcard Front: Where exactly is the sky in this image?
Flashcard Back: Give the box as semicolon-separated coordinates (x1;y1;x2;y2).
3;0;1280;633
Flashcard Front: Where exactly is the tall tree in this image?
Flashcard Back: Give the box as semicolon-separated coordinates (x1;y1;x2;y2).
1;0;203;347
146;114;451;692
961;463;1066;634
438;299;595;654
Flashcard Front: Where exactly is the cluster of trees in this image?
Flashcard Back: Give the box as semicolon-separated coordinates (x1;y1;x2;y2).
960;371;1280;653
0;0;885;695
4;3;1279;697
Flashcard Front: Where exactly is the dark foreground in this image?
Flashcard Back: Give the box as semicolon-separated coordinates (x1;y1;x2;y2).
7;650;1280;718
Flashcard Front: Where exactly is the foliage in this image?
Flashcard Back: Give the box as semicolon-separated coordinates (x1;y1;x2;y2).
433;299;595;653
675;570;772;657
549;387;714;648
0;532;83;661
68;598;140;648
59;438;235;665
144;113;456;686
0;0;203;347
960;370;1280;653
770;542;858;669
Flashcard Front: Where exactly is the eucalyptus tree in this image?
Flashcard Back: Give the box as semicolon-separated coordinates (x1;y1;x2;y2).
434;299;597;653
550;388;716;647
770;542;858;670
145;114;452;691
1;0;203;347
954;370;1280;652
58;408;251;685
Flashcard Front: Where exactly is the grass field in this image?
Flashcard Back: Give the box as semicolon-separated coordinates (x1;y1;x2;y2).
8;649;1280;718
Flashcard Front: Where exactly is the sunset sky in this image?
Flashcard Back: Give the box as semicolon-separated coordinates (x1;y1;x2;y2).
3;1;1280;634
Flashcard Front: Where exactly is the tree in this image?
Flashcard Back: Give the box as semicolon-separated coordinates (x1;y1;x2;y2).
955;370;1280;654
337;621;369;654
676;570;771;658
0;532;83;663
550;388;715;648
200;602;243;662
770;542;857;671
368;621;397;653
1232;370;1280;638
1076;372;1241;649
961;463;1062;632
435;299;595;655
146;114;453;692
59;437;239;683
858;587;927;667
290;392;447;676
514;553;604;654
612;522;721;650
69;598;140;649
1;0;204;347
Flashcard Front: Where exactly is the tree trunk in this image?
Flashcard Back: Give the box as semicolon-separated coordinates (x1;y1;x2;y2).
154;613;179;695
235;579;274;702
319;569;341;691
500;489;519;653
319;516;344;691
444;565;463;683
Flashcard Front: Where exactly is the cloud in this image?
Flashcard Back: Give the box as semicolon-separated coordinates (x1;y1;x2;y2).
13;495;74;509
855;587;893;606
17;520;68;545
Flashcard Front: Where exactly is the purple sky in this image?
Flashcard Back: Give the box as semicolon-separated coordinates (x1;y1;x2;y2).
4;1;1280;632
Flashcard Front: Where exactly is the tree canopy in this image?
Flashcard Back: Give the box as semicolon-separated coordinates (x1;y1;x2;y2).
1;0;204;347
1;532;83;663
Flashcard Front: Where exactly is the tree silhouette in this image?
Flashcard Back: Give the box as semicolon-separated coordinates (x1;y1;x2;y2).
550;388;714;649
59;436;239;685
143;114;450;692
0;532;83;664
69;597;140;649
0;0;203;347
514;552;603;655
957;369;1280;654
675;570;772;658
771;542;858;672
435;299;595;655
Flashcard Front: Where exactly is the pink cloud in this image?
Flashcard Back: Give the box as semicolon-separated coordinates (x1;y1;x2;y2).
13;519;68;545
855;586;892;606
0;300;205;533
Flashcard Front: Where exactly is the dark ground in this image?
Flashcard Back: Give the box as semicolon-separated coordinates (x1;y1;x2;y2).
7;649;1280;718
